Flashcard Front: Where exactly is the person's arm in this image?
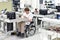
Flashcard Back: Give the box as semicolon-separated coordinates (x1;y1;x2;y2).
28;18;32;22
21;15;32;22
28;14;33;22
21;13;27;18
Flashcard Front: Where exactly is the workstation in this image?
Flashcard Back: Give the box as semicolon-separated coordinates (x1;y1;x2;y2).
0;0;60;40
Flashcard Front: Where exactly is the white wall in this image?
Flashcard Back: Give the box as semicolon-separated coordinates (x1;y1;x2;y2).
31;0;39;12
20;0;25;8
0;0;7;2
25;0;32;5
55;0;60;6
20;0;39;12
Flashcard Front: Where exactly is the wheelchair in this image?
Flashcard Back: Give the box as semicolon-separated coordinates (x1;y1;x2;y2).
25;21;36;37
15;20;36;37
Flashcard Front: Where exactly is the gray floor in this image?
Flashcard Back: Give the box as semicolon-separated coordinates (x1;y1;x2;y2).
0;28;60;40
0;28;49;40
0;31;41;40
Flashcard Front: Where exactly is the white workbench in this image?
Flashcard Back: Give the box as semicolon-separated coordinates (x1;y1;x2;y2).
38;18;60;40
33;14;45;29
39;18;60;24
0;14;28;33
54;12;60;15
33;14;55;28
48;8;57;13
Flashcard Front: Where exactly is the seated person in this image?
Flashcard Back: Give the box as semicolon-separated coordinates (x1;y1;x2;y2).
34;8;38;14
17;8;33;38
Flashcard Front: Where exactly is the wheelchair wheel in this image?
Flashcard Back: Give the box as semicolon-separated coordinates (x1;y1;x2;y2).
28;26;36;36
26;25;36;37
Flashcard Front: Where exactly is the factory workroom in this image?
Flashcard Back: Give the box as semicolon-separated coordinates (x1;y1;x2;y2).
0;0;60;40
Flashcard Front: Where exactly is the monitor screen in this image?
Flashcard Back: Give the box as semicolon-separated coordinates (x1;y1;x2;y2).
13;0;20;2
56;6;60;9
56;6;60;12
39;9;47;15
6;12;16;19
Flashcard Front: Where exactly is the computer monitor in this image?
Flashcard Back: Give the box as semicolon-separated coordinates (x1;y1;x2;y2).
6;12;16;19
56;6;60;12
39;9;47;15
13;0;20;5
13;0;20;2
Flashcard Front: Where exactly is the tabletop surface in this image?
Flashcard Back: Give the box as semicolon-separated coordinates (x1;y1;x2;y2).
0;17;28;23
54;12;60;14
39;18;60;24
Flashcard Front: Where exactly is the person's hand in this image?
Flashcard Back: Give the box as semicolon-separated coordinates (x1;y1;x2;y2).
24;16;28;18
21;16;28;19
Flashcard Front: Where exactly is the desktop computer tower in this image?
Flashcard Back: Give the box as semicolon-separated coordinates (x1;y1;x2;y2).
7;23;13;32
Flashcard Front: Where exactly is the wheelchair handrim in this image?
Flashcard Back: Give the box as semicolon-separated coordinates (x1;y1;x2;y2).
28;27;36;36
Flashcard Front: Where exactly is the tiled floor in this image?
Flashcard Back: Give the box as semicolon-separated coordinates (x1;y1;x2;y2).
4;34;41;40
0;33;41;40
3;33;50;40
0;28;60;40
0;28;47;40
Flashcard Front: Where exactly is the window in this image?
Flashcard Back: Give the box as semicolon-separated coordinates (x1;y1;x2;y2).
0;0;2;2
0;0;8;2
